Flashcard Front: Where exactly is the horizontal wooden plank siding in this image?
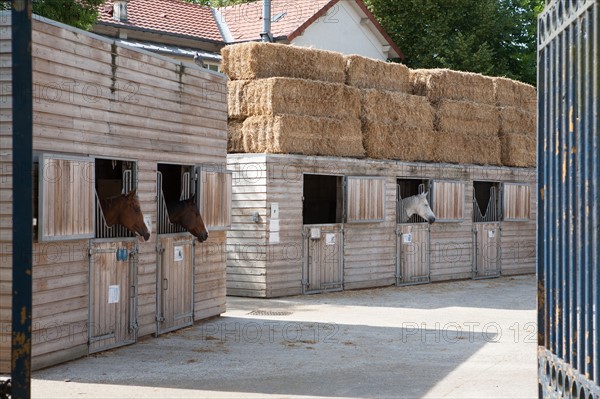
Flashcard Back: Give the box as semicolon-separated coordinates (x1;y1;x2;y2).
1;16;228;372
227;154;536;297
226;155;268;297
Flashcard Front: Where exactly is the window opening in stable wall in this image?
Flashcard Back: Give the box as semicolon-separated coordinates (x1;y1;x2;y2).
157;163;195;235
473;181;501;222
397;178;430;223
95;158;138;239
198;165;232;231
503;183;531;221
431;180;465;222
302;174;343;225
36;153;95;241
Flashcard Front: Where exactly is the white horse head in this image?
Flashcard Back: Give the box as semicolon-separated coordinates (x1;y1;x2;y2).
401;192;436;224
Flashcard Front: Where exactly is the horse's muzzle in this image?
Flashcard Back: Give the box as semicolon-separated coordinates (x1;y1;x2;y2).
428;216;436;224
197;231;209;242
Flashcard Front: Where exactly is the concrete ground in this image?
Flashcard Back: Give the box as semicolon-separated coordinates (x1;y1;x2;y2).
31;275;537;399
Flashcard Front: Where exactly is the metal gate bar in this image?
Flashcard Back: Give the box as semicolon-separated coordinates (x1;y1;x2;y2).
537;0;599;396
156;171;187;235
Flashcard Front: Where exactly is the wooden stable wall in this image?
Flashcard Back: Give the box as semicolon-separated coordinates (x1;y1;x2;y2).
0;15;227;372
226;153;536;298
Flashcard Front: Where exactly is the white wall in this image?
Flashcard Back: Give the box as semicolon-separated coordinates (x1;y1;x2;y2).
291;1;389;60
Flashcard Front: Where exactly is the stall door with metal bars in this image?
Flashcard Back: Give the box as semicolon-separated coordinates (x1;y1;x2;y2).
302;225;343;294
89;240;137;353
472;183;501;279
156;168;195;334
396;181;430;285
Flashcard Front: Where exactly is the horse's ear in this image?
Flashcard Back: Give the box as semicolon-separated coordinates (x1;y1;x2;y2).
421;191;428;197
127;189;137;198
189;194;196;202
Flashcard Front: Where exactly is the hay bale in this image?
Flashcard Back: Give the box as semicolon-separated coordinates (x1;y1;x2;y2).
362;122;435;162
433;131;502;166
435;100;499;136
227;80;250;121
227;120;245;153
228;78;360;120
221;42;346;83
242;115;364;157
411;69;495;105
499;106;536;136
345;55;410;92
500;133;537;167
360;89;434;129
493;77;537;113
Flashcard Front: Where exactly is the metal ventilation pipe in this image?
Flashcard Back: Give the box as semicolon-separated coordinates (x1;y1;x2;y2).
261;0;272;42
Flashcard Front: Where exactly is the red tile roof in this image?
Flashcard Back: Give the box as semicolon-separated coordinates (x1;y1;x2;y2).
217;0;330;42
98;0;223;42
217;0;403;59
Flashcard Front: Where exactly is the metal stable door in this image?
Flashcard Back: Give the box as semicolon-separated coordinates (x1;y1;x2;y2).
157;236;194;334
89;240;137;354
396;224;430;285
472;185;501;279
472;223;501;279
302;225;343;294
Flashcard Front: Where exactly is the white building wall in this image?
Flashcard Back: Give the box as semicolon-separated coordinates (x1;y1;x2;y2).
290;1;389;60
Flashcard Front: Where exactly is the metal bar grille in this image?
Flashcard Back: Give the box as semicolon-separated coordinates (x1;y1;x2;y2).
156;171;187;235
397;183;428;224
95;169;136;239
473;186;498;223
537;0;599;397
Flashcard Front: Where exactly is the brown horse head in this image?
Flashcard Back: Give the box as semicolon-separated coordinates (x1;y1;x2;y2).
100;189;151;241
166;196;208;242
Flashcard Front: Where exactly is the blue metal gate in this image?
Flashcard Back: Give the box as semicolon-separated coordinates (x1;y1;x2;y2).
537;1;599;398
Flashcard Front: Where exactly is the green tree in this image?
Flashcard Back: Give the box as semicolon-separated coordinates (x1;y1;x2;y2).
364;0;544;85
1;0;104;30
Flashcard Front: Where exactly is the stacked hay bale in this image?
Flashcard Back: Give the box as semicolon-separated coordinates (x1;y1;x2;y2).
345;56;436;161
222;42;365;157
411;69;502;165
222;42;536;167
494;77;537;167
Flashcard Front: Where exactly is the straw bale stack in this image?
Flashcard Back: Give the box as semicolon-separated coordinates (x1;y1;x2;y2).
499;133;536;167
227;120;244;153
345;55;410;92
242;115;364;157
360;89;434;128
499;106;536;135
497;106;536;167
433;131;502;166
411;69;495;105
221;42;346;83
435;100;500;136
494;77;537;113
228;78;360;120
362;122;435;162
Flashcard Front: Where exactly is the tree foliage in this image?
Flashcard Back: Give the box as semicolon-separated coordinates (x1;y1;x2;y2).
1;0;105;30
364;0;544;85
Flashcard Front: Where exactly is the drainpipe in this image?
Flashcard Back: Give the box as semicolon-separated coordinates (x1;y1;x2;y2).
260;0;273;42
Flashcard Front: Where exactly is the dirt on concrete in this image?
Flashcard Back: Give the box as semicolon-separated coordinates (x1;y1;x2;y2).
30;275;538;399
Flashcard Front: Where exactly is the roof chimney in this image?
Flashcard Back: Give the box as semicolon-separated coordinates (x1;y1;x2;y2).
260;0;273;42
113;0;129;22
